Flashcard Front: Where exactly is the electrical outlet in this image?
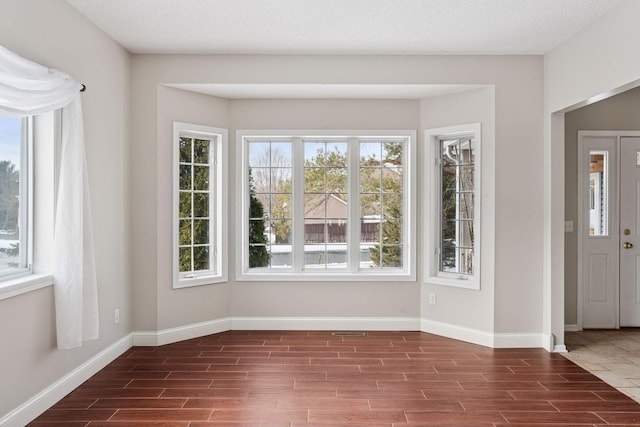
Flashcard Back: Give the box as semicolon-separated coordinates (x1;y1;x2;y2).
429;293;437;305
114;308;120;324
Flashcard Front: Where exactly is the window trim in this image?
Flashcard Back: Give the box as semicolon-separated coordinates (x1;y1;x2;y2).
0;112;57;299
236;129;416;282
424;123;481;290
0;116;32;281
172;122;228;289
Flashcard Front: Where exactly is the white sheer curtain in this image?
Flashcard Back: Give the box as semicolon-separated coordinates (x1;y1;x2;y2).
0;45;98;349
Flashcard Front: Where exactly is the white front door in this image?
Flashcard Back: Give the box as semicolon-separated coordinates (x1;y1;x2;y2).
579;132;640;329
580;135;618;329
619;137;640;327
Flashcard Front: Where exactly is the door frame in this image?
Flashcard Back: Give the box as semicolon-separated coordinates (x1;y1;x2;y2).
577;130;640;330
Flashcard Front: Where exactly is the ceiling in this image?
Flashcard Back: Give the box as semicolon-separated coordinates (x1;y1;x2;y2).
65;0;622;55
64;0;623;100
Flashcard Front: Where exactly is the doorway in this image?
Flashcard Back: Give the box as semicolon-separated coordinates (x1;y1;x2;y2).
579;131;640;329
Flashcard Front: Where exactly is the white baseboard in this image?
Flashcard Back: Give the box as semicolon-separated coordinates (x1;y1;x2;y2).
0;334;132;427
554;345;568;353
420;319;546;349
231;316;421;331
493;332;545;348
420;318;494;347
565;324;580;332
132;317;233;346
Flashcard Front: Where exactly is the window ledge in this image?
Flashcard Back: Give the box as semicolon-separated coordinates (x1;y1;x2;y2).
0;273;54;301
425;275;479;290
174;275;228;289
237;271;416;282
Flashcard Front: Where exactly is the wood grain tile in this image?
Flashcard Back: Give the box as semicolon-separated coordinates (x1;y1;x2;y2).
27;330;640;426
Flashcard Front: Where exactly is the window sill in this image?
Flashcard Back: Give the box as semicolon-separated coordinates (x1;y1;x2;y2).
0;273;54;301
425;275;480;290
173;274;228;289
237;271;416;282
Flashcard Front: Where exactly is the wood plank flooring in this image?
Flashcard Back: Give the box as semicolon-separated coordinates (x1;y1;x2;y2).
29;331;640;426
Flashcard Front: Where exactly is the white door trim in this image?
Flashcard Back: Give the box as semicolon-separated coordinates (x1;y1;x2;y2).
577;130;640;330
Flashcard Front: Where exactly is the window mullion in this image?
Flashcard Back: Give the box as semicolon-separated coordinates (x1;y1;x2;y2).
214;137;220;273
348;138;360;272
292;138;305;272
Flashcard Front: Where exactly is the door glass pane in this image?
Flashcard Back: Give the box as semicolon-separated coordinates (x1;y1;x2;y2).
589;151;608;236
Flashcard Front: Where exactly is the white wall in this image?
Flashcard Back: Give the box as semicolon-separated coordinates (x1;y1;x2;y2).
0;0;131;418
544;0;640;346
130;55;544;340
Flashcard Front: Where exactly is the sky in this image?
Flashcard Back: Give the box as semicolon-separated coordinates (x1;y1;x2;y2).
0;117;21;168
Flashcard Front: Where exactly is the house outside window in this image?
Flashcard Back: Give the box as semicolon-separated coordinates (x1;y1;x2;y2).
237;130;416;281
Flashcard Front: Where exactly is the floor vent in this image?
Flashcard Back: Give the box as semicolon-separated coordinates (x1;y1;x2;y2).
331;331;367;337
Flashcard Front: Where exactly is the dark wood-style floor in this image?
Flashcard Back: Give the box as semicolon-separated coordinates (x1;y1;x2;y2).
29;330;640;426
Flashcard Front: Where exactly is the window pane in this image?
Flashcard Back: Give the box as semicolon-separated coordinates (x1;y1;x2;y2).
360;142;381;164
193;246;210;271
305;220;326;244
249;142;270;167
193;193;208;218
382;141;403;165
381;219;402;245
439;136;475;275
381;246;402;268
460;165;474;191
193;138;209;164
360;140;405;270
589;151;608;236
382;194;402;219
179;192;191;218
0;117;22;274
271;142;292;167
272;219;291;244
179;220;192;245
193;166;209;191
304;168;325;193
271;168;292;192
247;140;292;269
325;143;348;167
360;194;380;217
272;194;291;219
179;247;192;272
193;219;209;245
303;141;350;271
304;142;325;163
179;165;191;190
270;245;292;267
179;137;192;163
326;168;347;191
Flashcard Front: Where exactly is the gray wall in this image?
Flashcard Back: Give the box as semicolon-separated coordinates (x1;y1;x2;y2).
130;55;544;338
564;86;640;325
0;0;131;417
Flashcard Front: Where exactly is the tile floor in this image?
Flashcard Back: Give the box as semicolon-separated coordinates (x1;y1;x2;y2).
28;330;640;426
564;329;640;402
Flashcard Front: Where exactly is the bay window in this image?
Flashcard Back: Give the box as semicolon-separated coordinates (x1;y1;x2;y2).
238;130;416;281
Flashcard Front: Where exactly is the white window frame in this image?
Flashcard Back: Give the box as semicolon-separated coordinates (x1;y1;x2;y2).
173;122;228;288
424;123;481;290
0;112;57;300
236;129;416;282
